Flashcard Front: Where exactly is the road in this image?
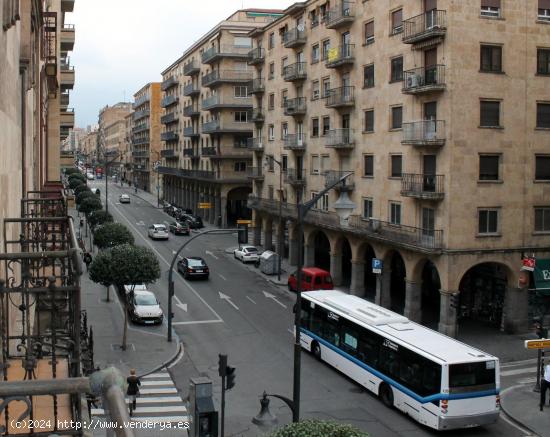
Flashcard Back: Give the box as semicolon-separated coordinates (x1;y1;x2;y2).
91;180;532;437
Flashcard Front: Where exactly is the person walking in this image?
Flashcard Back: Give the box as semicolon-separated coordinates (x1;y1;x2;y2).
127;369;141;416
541;361;550;411
83;252;92;272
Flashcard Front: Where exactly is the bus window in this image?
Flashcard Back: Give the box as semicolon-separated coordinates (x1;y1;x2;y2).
379;347;400;380
449;362;495;394
357;330;381;368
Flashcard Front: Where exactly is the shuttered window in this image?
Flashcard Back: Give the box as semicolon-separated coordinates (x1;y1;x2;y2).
480;101;501;127
537;49;550;75
391;9;403;34
365;21;374;44
537;103;550;128
480;45;502;72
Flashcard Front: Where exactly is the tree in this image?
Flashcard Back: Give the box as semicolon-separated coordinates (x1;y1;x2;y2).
88;210;113;231
65;168;80;176
269;420;369;437
79;196;102;217
110;244;161;350
68;173;87;184
89;250;114;301
69;178;86;190
75;190;94;206
74;184;90;197
93;223;134;249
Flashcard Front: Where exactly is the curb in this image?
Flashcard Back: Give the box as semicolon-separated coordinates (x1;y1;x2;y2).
137;342;184;379
499;385;541;436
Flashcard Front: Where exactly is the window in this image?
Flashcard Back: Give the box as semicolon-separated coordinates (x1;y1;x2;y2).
537;102;550;128
481;0;501;17
281;89;288;106
365;20;375;45
391;9;403;35
364;109;375;132
537;48;550;75
535;207;550;232
268;62;275;80
234;111;248;122
391;106;403;130
321;39;331;61
268;93;275;110
312;80;320;100
234;86;248;97
234;37;252;47
363;154;374;177
320;155;330;174
281;122;288;140
390;56;403;82
322;116;330;136
312;192;329;211
539;0;550;21
310;9;319;27
478;209;499;234
268;32;275;49
311;155;320;174
268;124;275;140
535;155;550;180
479;155;501;180
282;155;288;172
312;118;319;137
322;78;331;97
364;64;375;88
363;198;373;219
390;202;401;225
312;44;320;63
268;185;274;199
390;155;402;177
234;136;248;148
480;45;502;73
480;100;501;127
234;162;247;172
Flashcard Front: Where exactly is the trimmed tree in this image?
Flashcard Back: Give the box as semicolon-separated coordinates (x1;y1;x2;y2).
79;196;102;217
269;420;369;437
65;168;80;176
88;210;113;231
89;250;114;301
93;223;134;249
75;190;94;206
69;178;86;190
74;184;91;197
69;173;87;184
110;244;161;350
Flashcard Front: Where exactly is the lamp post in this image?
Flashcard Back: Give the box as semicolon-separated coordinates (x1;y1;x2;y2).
292;171;355;423
264;156;283;282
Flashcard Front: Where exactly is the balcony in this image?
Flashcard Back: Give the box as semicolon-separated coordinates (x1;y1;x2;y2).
161;112;178;124
60;108;75;128
161;148;177;158
402;120;446;146
161;75;178;91
133;109;150;121
401;173;445;200
202;147;217;156
325;3;355;29
183;83;200;96
132;150;149;157
60;64;75;90
325;44;355;68
202;70;252;87
161;131;179;142
247;167;265;180
325;128;354;150
183;148;196;157
402;65;446;94
325;170;355;191
182;105;199;117
251;110;265;124
284;168;306;186
183;126;200;138
325;86;355;108
283;134;306;151
61;91;70;108
132;136;150;146
201;120;253;134
283;97;307;116
249;78;265;94
60;24;75;52
403;10;447;44
161;95;179;108
132;124;149;134
133;93;150;109
133;164;149;172
283;27;306;48
201;95;252;111
184;60;201;76
248;47;265;65
157;167;248;183
283;62;307;82
202;44;251;64
61;0;75;12
247;137;264;152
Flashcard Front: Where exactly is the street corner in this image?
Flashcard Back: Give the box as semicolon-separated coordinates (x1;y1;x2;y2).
500;384;545;437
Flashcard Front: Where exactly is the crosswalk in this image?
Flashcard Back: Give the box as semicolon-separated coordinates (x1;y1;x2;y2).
91;369;189;432
500;358;539;384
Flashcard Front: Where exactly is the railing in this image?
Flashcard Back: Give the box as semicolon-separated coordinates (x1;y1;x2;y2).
325;44;355;67
248;47;265;64
161;149;176;158
402;120;446;145
202;44;251;63
133;93;150;109
183;105;199;117
325;128;355;148
282;62;307;81
402;65;446;93
251;110;264;122
283;97;307;116
284;168;306;185
284;134;306;150
132;124;148;134
247;137;264;150
184;60;200;76
161;131;179;142
183;83;200;96
403;10;447;44
183;126;199;137
183;148;195;157
161;94;178;108
42;13;57;75
161;75;178;91
201;95;252;110
132;135;150;145
202;70;253;86
133;109;150;121
325;86;355;107
324;170;354;190
250;78;265;94
201;120;252;133
247;167;264;179
132;150;148;157
161;112;178;124
401;173;445;199
202;147;217;156
325;2;355;28
283;27;307;47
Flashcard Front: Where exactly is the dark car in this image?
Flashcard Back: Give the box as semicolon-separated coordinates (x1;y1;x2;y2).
177;257;209;279
181;214;203;229
169;221;190;235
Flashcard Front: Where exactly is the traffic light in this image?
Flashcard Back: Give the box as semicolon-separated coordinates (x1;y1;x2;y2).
449;293;459;309
218;354;227;377
225;366;236;390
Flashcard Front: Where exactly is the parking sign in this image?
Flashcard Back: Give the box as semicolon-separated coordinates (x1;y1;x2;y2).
372;258;383;274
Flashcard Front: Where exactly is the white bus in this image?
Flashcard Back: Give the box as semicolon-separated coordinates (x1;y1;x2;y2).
298;290;500;430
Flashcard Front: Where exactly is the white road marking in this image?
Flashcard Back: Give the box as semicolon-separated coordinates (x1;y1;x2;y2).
174;295;188;312
501;368;536;377
219;292;239;310
218;273;227;281
246;296;256;304
139;387;178;394
172;319;224;326
205;250;218;259
136;220;146;226
518;376;537;384
262;290;287;309
500;358;538;368
142;372;171;379
140;380;176;387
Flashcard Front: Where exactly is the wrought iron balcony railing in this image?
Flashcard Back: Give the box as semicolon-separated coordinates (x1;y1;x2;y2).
284;168;306;185
183;126;200;137
403;10;447;44
161;148;176;158
248;47;265;65
401;173;445;200
325;170;355;191
247;167;265;180
283;62;307;82
161;131;179;142
184;60;200;76
325;86;355;108
161;95;179;108
246;137;264;151
183;83;200;96
202;70;253;87
283;97;307;116
183;105;200;117
283;27;307;48
161;75;178;91
325;44;355;68
402;65;446;94
251;110;264;123
201;44;251;64
201;95;252;110
249;78;265;94
133;93;150;109
325;2;355;29
161;112;178;124
284;134;306;151
325;128;355;149
402;120;446;146
133;109;150;121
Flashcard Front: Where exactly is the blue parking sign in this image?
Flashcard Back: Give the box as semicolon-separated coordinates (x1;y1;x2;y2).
372;258;383;274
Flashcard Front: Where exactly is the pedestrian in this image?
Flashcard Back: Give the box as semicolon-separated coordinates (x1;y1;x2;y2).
541;361;550;411
127;369;141;416
83;252;92;272
134;186;138;194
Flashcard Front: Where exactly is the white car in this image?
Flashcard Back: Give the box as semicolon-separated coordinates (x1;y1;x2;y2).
127;289;163;325
148;224;169;240
119;194;131;203
123;284;148;295
86;173;95;180
233;245;260;263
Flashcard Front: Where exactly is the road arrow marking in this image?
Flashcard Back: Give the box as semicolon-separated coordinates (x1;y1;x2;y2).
262;290;287;309
219;292;239;310
205;250;219;260
136;221;145;226
174;295;188;312
246;296;256;305
218;274;227;281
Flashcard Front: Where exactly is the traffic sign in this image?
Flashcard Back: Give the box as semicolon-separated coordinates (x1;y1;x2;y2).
524;339;550;350
236;219;252;225
198;202;212;209
372;258;383;274
522;257;536;272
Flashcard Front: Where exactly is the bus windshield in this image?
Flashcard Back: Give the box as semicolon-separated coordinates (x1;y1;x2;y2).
449;361;496;393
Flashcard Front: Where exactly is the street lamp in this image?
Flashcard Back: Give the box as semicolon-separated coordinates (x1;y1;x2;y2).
264;156;283;282
292;171;355;423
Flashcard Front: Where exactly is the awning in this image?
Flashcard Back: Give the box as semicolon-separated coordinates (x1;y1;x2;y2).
534;259;550;296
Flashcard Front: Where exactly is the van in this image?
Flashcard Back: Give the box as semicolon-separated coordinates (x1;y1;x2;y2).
287;267;333;292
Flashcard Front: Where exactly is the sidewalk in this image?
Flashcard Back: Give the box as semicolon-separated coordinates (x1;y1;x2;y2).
501;384;549;437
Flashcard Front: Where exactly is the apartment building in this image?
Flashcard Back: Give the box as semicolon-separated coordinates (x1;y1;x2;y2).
247;0;550;337
104;119;126;157
159;9;283;227
122;112;133;183
80;129;98;161
132;82;161;193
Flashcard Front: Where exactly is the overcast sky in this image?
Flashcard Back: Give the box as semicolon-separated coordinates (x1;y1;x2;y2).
69;0;294;128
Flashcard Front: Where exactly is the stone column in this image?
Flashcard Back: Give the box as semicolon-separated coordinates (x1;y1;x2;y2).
404;279;422;323
349;260;365;296
263;221;273;251
253;222;262;246
503;286;529;334
375;268;392;309
221;196;228;228
304;244;315;267
209;192;215;224
288;236;299;266
438;290;458;337
330;253;343;287
214;195;221;227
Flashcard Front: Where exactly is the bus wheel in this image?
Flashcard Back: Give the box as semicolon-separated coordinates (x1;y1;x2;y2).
379;383;394;408
311;342;321;361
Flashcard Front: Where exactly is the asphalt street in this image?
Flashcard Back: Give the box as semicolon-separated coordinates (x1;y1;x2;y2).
91;180;532;437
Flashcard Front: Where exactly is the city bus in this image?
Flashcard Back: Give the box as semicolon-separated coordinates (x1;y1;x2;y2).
298;290;500;430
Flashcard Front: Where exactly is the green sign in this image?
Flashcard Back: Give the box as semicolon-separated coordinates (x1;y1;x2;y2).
534;259;550;296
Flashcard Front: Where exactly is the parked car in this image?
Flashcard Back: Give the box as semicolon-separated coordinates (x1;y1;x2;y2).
86;173;95;180
180;213;203;229
287;267;333;292
119;194;131;203
233;245;260;263
177;257;209;280
127;289;163;324
169;221;190;235
123;284;148;295
148;224;169;240
162;202;173;213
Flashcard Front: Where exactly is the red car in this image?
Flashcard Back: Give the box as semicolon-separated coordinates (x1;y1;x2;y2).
287;267;333;292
